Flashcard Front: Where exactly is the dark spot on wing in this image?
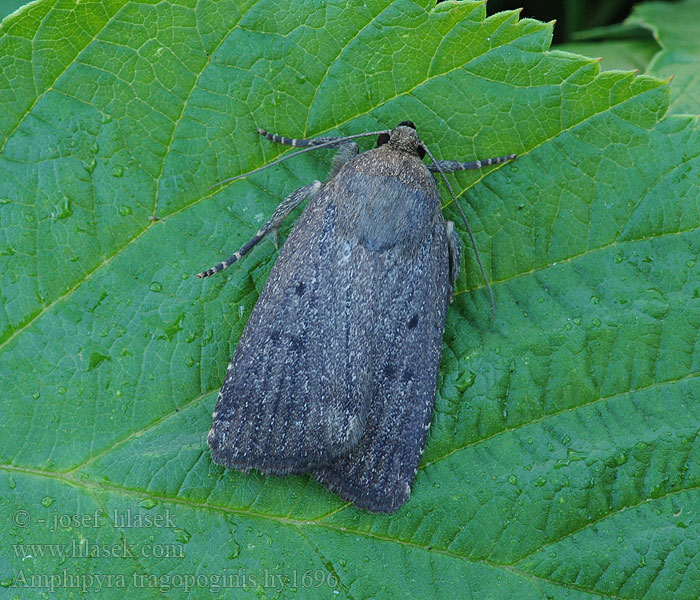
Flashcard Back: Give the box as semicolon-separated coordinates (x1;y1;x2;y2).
408;314;419;329
295;281;305;296
383;364;396;379
289;335;304;353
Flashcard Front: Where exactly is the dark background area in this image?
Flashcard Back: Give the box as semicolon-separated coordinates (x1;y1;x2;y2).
0;1;684;36
482;0;679;43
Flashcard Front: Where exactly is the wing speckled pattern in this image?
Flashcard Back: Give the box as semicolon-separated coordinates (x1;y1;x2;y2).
207;194;376;474
205;123;516;512
313;216;449;512
208;138;447;488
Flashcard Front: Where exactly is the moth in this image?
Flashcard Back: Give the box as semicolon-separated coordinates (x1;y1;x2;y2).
201;122;516;513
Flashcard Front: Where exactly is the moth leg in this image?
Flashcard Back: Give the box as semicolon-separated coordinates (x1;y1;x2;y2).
257;128;359;179
428;153;517;173
446;220;462;303
257;127;346;148
197;180;323;278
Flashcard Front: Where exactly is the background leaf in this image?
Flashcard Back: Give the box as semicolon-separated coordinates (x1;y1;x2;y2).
626;0;700;114
1;0;698;598
556;36;660;71
559;0;700;113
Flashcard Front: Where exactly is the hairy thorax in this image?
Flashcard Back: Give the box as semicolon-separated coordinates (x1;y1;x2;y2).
328;146;443;253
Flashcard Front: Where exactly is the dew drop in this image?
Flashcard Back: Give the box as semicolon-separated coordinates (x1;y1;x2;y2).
83;158;96;174
174;528;191;544
228;541;241;559
54;196;73;220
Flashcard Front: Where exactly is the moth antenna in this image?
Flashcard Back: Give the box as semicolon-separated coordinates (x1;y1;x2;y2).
208;129;391;191
422;143;496;320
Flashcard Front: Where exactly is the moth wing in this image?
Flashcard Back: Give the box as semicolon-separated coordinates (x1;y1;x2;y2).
208;189;374;475
313;220;450;513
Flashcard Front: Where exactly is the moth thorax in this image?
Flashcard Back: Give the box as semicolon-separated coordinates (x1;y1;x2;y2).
388;125;422;156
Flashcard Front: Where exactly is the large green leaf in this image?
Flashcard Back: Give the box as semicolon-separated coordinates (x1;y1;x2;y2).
1;0;698;598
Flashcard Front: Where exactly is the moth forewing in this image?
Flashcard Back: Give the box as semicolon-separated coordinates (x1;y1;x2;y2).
203;122;516;512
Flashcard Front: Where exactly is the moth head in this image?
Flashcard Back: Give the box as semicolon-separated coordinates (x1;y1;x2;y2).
376;121;426;159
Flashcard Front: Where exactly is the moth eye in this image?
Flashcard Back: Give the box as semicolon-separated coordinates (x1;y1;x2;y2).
376;133;390;147
417;145;426;159
398;120;416;130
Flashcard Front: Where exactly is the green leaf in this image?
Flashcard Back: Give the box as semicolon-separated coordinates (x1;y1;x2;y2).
1;1;697;598
627;0;700;114
555;0;700;108
555;38;660;72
